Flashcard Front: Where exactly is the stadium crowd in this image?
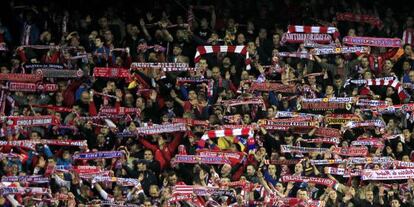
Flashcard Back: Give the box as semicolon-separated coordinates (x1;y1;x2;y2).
1;0;414;206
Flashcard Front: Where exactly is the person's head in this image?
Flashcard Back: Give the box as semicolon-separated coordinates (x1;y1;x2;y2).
198;58;208;70
212;66;221;80
137;160;147;171
361;57;369;68
237;33;246;45
325;85;334;96
284;134;293;145
409;70;414;82
328;190;337;201
383;59;394;74
30;131;41;140
221;163;232;177
98;17;108;29
335;55;344;65
222;57;231;68
95;36;104;48
144;149;154;161
297;189;308;201
391;198;401;207
246;165;255;176
143;199;152;207
149;185;160;198
347;28;356;36
168;172;178;185
113;186;122;197
294;162;303;174
275;182;284;192
173;44;182;56
403;60;412;72
268;164;277;175
80;91;91;104
267;106;276;119
364;71;373;79
243;114;251;124
188;90;197;101
404;44;412;56
273;33;281;46
365;190;374;202
397;142;404;152
333;75;343;88
259;28;267;39
307;75;316;85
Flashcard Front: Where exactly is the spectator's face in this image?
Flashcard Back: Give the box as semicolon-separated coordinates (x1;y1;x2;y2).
149;185;159;197
329;190;337;200
99;17;108;28
364;71;372;79
391;199;401;207
268;165;276;175
297;190;308;201
95;38;103;47
237;33;246;44
294;163;303;174
173;46;182;56
144;150;153;161
335;56;344;65
188;90;197;100
221;164;232;176
259;29;267;39
199;59;208;70
365;191;374;202
273;34;281;45
212;67;221;79
168;175;177;185
409;71;414;82
267;107;275;118
246;165;255;176
0;66;9;73
348;29;356;36
404;45;412;56
307;76;316;84
326;86;334;95
30;132;40;140
81;92;90;104
361;57;369;68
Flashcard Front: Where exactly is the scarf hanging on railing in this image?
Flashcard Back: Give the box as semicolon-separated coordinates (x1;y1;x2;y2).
4;82;58;92
130;62;196;72
342;36;401;48
281;175;336;187
194;45;251;70
72;151;124;160
1;175;49;183
171;155;231;166
0;73;42;83
171;118;209;126
134;123;186;135
281;33;333;44
277;52;314;60
31;104;73;113
362;169;414;180
336;13;383;28
248;81;297;93
176;77;213;97
93;67;131;79
301;137;341;145
91;176;139;186
1;115;60;127
331;146;368;156
0;187;50;195
35;69;83;78
312;46;369;55
324;114;361;125
345;119;385;129
298;97;353;111
281;145;328;154
23;63;64;70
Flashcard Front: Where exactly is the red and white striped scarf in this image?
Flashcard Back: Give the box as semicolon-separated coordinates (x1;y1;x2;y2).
331;146;368;157
342;36;401;48
1;115;60;127
353;77;409;100
288;25;340;39
0;73;42;82
171;155;231;166
198;128;254;147
93;67;131;79
5;82;58;92
402;28;414;46
194;45;251;70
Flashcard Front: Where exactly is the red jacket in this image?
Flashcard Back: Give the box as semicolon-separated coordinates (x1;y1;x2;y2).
139;132;183;169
